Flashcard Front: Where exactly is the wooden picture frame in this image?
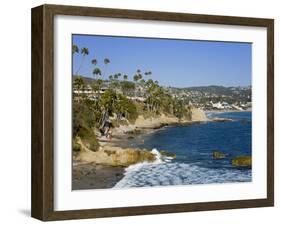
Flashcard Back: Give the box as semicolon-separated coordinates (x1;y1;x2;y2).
31;4;274;221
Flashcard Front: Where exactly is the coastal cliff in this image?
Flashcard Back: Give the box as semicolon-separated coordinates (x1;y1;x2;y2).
74;108;207;167
134;114;180;129
191;107;208;121
127;108;208;129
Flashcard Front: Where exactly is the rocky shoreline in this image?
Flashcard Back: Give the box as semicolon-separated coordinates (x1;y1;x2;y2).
72;108;243;190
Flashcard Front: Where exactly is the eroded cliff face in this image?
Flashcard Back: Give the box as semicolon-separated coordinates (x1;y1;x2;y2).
134;114;179;129
190;108;208;122
133;108;207;129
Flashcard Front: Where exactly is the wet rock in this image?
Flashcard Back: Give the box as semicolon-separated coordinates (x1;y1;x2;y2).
212;118;233;122
213;151;227;159
232;156;252;167
160;150;176;158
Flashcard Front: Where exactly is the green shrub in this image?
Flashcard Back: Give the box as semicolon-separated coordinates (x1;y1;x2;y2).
84;135;99;151
73;142;81;152
72;100;99;152
77;126;99;151
73;101;96;137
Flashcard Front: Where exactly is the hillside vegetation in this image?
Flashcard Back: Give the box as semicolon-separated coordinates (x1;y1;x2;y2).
72;44;192;152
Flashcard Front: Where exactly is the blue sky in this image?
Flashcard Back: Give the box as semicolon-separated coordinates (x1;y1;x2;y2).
72;34;252;88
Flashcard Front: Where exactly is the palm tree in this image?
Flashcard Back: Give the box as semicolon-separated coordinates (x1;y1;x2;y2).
91;59;97;65
133;74;141;98
73;76;85;92
93;67;102;79
144;71;152;78
103;58;110;78
104;58;110;64
75;47;89;75
81;47;89;55
145;79;160;112
110;74;119;89
133;74;140;83
73;76;85;102
114;73;119;80
72;44;79;55
91;79;103;99
123;74;128;80
135;69;142;82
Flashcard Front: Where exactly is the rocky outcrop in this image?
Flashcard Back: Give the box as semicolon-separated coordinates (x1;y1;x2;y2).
211;118;233;122
232;156;252;167
134;108;207;129
74;141;156;167
134;114;179;129
213;151;227;159
113;124;137;136
191;108;208;122
160;150;176;158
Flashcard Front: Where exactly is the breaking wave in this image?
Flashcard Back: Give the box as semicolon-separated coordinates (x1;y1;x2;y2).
114;148;251;188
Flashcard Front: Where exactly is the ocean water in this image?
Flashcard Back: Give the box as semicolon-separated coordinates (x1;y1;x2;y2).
114;112;252;188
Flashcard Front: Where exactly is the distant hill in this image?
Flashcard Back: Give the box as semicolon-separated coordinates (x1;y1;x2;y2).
167;85;251;104
168;85;251;96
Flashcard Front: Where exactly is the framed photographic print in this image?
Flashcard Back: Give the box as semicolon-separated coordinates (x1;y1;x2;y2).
31;4;274;221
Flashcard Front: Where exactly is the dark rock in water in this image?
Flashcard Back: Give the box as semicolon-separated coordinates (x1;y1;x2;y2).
232;156;251;167
160;150;176;158
212;118;233;122
213;151;227;159
127;136;135;139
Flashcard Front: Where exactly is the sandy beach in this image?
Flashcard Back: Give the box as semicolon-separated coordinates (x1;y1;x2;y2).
72;163;125;189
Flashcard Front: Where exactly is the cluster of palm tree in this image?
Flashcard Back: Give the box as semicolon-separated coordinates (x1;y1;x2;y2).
73;46;138;127
133;69;142;82
140;78;188;119
92;58;110;79
72;44;191;134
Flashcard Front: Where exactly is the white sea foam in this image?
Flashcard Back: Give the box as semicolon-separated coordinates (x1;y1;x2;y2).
114;149;252;188
150;148;163;164
122;148;165;174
